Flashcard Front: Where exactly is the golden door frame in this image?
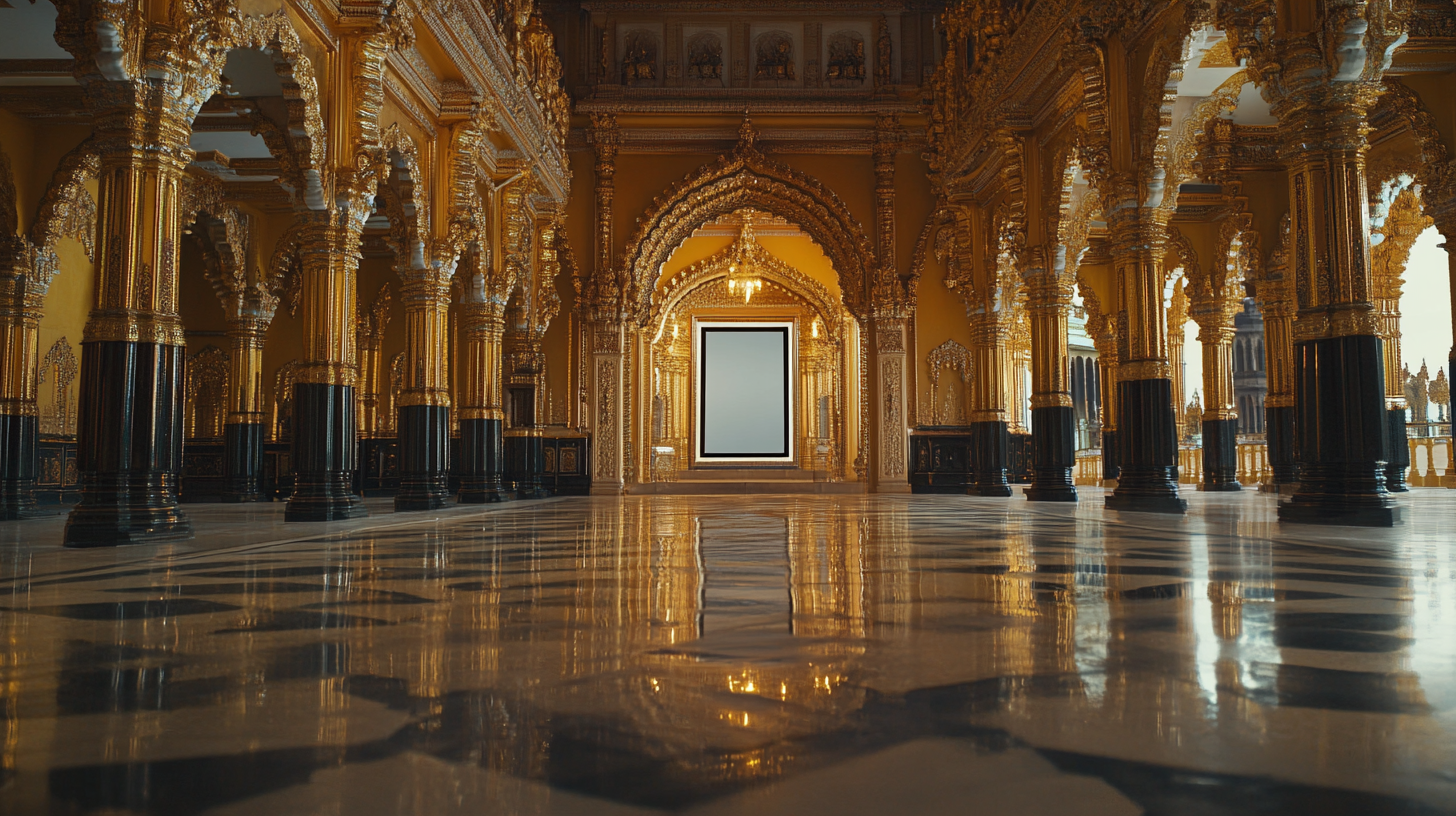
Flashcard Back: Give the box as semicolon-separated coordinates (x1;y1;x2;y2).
641;228;859;481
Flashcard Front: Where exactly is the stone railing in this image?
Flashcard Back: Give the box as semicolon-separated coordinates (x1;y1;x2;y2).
1408;436;1453;487
1073;450;1102;486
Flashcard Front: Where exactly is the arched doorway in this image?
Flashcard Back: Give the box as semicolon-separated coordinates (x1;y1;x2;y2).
638;210;860;489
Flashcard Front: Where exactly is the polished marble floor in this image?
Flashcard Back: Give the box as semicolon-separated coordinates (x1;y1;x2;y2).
1;489;1454;815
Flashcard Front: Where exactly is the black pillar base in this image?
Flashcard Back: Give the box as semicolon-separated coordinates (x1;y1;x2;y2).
1101;429;1120;482
458;417;509;503
64;341;193;547
1279;334;1398;527
1266;405;1297;487
1199;418;1242;491
1026;405;1077;502
1384;407;1410;492
221;422;265;503
0;413;39;520
396;405;450;512
285;383;367;522
969;420;1011;497
505;432;549;499
1106;377;1187;514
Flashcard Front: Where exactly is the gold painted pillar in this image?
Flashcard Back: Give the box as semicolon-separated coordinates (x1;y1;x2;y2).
1025;252;1077;501
355;283;393;439
1092;326;1120;485
872;316;911;493
1436;211;1456;489
1370;191;1427;494
222;295;276;503
1105;212;1186;513
64;94;196;545
870;117;910;493
1192;316;1241;491
1275;90;1397;525
587;113;626;494
1257;218;1298;488
592;323;627;493
395;266;454;511
285;204;369;522
1168;282;1188;436
457;249;510;504
968;311;1012;496
0;243;43;518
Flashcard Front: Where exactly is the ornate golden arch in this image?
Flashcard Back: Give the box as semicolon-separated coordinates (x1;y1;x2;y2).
648;223;851;343
612;121;878;323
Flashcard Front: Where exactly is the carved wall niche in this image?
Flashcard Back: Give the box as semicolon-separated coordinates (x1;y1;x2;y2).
618;25;663;86
924;339;972;427
186;345;231;441
38;338;78;438
751;26;802;87
824;26;870;87
683;28;727;87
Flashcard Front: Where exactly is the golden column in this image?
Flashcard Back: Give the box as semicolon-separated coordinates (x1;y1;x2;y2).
1269;69;1400;525
395;263;454;511
457;251;510;503
587;113;627;494
0;238;42;519
1104;212;1186;513
968;311;1012;496
872;117;911;493
1370;190;1429;494
1436;208;1456;489
1256;216;1298;489
222;292;277;503
285;203;369;522
1167;280;1188;439
1025;249;1078;502
355;283;393;439
1191;316;1241;491
64;80;199;545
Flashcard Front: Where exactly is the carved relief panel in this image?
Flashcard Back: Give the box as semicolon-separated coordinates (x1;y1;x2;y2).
683;28;727;87
618;25;663;87
186;345;230;441
751;26;802;87
824;25;870;87
38;338;78;437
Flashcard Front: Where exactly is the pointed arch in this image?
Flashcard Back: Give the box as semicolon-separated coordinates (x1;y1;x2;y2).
613;133;878;323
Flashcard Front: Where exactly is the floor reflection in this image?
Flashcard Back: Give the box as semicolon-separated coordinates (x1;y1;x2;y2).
1;490;1454;814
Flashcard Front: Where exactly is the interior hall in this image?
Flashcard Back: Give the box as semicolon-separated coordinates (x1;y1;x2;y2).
1;0;1455;814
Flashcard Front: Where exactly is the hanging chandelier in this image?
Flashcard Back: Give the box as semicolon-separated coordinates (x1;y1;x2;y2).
724;221;763;303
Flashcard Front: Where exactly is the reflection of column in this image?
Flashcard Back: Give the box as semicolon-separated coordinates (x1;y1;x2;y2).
1257;218;1298;490
1105;214;1186;513
457;293;507;503
65;99;194;544
1277;99;1396;525
223;303;274;503
396;268;454;511
1025;253;1077;502
0;247;42;519
873;317;910;492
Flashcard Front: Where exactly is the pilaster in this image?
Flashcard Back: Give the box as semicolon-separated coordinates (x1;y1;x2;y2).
872;317;911;493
